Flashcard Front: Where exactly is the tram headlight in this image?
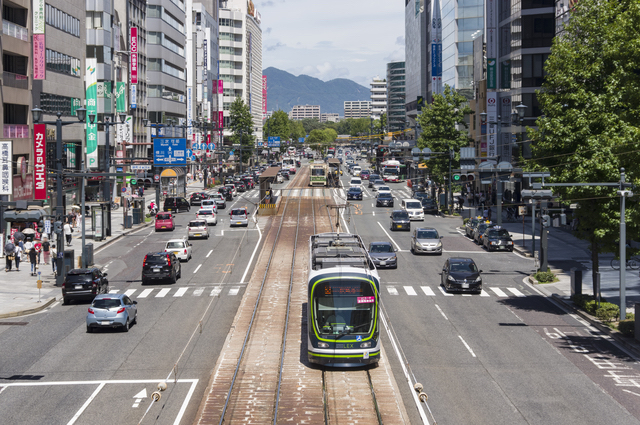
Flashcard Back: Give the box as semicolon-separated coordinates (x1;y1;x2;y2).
360;341;372;348
318;342;329;348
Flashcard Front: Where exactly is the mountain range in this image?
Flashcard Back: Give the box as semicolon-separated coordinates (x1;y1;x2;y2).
262;67;370;115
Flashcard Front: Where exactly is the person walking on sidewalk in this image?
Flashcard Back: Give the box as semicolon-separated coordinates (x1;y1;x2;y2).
14;244;22;271
64;222;73;246
34;240;42;264
4;238;15;271
50;244;57;275
29;247;37;276
42;238;50;265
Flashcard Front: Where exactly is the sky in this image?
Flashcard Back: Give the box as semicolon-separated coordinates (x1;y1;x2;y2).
257;0;406;88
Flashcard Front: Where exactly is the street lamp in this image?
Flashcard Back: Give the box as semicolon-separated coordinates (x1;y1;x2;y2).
31;106;86;286
87;112;127;205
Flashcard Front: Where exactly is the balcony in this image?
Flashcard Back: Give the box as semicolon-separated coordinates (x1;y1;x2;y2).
3;20;28;41
3;71;29;89
3;124;29;139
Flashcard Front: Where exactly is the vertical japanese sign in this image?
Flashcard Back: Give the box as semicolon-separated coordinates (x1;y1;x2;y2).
116;82;127;113
33;124;46;200
0;141;12;195
131;84;137;109
203;40;208;84
33;0;46;80
130;27;138;84
262;76;267;118
218;80;224;131
86;58;99;168
486;0;498;89
430;0;442;96
486;92;498;159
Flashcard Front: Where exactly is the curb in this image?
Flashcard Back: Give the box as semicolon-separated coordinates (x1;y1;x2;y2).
0;296;57;319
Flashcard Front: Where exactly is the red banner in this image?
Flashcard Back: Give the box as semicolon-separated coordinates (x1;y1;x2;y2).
262;76;267;116
130;27;138;84
219;111;224;129
33;124;46;200
218;80;223;94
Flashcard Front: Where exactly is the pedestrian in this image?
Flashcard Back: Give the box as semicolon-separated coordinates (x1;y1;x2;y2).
14;244;22;271
23;239;33;252
29;246;38;276
51;244;57;275
42;237;50;265
34;240;42;264
64;221;73;246
483;207;489;220
4;238;15;271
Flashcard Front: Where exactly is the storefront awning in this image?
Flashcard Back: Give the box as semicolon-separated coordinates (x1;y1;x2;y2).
160;168;185;178
4;208;48;223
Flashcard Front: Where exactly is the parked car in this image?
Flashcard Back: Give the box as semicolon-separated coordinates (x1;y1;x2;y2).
368;241;398;269
441;257;483;294
86;293;137;333
62;268;109;304
163;197;190;213
389;210;411;231
229;207;249;227
155;212;175;231
347;186;363;200
196;208;218;225
164;238;192;262
141;252;181;285
482;226;514;252
410;227;443;255
187;219;210;239
473;222;494;245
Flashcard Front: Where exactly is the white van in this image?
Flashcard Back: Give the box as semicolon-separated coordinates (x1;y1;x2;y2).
352;166;362;177
401;198;425;221
349;177;363;188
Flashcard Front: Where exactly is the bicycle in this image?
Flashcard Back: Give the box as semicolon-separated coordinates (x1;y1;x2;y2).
110;201;120;210
611;257;640;270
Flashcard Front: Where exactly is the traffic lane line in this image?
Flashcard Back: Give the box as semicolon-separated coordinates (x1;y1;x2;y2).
376;221;407;252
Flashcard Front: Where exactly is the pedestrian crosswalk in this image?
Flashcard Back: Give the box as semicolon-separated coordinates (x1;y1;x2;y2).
385;285;526;298
108;285;243;299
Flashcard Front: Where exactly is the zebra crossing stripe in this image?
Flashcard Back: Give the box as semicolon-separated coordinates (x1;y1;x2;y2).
386;286;399;295
210;287;222;297
404;286;417;296
480;289;490;297
228;286;240;296
123;289;136;298
507;287;526;297
138;288;154;298
421;286;436;296
490;287;508;297
193;287;205;297
156;288;171;298
174;287;188;297
438;286;454;296
109;289;119;294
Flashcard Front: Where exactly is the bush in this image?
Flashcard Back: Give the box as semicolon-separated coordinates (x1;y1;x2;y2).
618;319;635;337
463;218;469;225
533;270;555;283
595;303;620;322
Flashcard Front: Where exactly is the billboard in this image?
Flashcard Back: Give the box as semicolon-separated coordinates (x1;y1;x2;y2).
116;82;127;112
486;92;498;159
86;58;99;168
262;76;267;117
130;27;138;84
0;141;12;195
33;34;46;80
33;124;46;200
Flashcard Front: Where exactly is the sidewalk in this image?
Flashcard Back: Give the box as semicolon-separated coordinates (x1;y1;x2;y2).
0;181;208;319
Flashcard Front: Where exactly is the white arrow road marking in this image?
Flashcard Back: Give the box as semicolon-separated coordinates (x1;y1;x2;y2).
132;388;147;408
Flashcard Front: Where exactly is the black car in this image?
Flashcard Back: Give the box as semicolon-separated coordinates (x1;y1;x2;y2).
482;226;514;252
376;192;394;207
441;257;483;293
236;182;247;192
141;252;181;285
218;187;233;201
473;222;494;245
224;177;235;185
347;186;363;200
164;197;190;213
369;174;381;187
421;198;439;215
368;241;398;269
413;191;429;201
390;210;411;231
465;217;481;238
62;268;109;304
190;193;206;206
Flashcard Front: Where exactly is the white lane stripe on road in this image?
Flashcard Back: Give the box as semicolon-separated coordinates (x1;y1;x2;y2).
507;287;526;297
138;288;154;298
421;286;436;296
210;287;222;297
156;288;171;298
108;289;119;294
193;287;204;297
386;286;399;295
67;382;106;425
435;304;448;320
376;221;405;252
458;335;477;357
206;250;213;258
404;286;417;296
123;289;136;298
438;286;454;296
228;286;240;296
193;264;202;274
480;289;490;297
490;287;508;297
174;287;188;297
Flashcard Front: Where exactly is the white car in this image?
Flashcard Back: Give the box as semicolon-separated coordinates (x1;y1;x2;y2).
187;219;209;239
349;177;362;188
377;186;392;196
200;199;218;212
372;180;386;192
196;208;218;225
165;238;192;262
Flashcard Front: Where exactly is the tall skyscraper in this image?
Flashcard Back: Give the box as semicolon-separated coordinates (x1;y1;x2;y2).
386;62;406;133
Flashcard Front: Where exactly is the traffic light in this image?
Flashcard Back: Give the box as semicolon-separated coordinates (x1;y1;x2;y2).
451;173;475;182
451;174;463;183
541;214;551;227
53;221;63;234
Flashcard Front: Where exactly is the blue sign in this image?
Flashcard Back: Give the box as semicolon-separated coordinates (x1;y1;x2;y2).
298;137;305;144
431;43;442;77
154;138;187;166
207;143;216;150
267;136;281;148
186;149;193;158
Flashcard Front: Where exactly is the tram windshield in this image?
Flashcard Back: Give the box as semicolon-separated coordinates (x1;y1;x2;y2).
314;280;376;336
311;168;325;176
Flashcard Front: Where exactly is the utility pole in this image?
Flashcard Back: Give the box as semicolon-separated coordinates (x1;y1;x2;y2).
326;204;348;233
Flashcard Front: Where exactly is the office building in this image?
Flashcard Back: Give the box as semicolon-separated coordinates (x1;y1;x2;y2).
370;77;387;120
386;61;406;133
320;113;340;123
404;0;429;131
344;101;371;119
289;105;320;121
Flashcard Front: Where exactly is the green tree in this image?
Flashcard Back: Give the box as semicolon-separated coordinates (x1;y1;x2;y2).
263;110;290;140
300;118;323;134
417;85;472;186
290;120;306;140
528;0;640;280
229;98;254;164
306;128;327;153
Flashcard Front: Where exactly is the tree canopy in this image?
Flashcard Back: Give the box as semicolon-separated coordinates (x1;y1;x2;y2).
228;97;255;164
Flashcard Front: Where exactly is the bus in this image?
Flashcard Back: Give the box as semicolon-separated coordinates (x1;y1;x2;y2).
307;232;381;367
287;146;297;156
327;147;335;157
309;163;328;187
381;159;400;182
282;157;296;174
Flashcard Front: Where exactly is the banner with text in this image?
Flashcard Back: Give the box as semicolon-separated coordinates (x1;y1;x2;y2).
33;124;46;199
0;141;12;195
86;58;99;168
130;27;138;84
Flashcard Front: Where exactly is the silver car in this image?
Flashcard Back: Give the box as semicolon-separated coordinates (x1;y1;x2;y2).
410;227;443;255
86;293;137;332
229;208;249;227
187;219;210;239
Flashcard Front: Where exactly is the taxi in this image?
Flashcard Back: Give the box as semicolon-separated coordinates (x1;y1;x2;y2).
164;238;192;262
465;216;482;238
482;226;514;252
473;221;494;245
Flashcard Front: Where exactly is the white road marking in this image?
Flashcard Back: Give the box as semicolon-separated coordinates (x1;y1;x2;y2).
156;288;171;298
421;286;436;296
462;294;472;297
138;288;154;298
206;250;213;258
228;286;240;296
210;287;222;297
404;286;417;296
372;211;375;216
193;264;202;273
108;289;119;294
490;287;508;297
435;304;448;320
123;289;136;298
438;286;454;296
480;289;490;297
386;286;399;295
458;335;477;357
376;221;404;252
174;287;188;297
67;383;105;425
193;287;204;296
507;287;526;297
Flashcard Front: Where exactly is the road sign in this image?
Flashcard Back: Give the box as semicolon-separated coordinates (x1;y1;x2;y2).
122;187;127;193
130;165;151;171
267;136;281;148
44;219;51;235
154;138;187;166
130;179;137;185
154;174;160;182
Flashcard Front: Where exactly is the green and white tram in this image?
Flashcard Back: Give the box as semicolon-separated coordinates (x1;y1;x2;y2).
307;233;381;367
309;163;328;187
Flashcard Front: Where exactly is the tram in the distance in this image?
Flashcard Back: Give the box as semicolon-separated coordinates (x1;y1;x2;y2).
307;232;381;367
